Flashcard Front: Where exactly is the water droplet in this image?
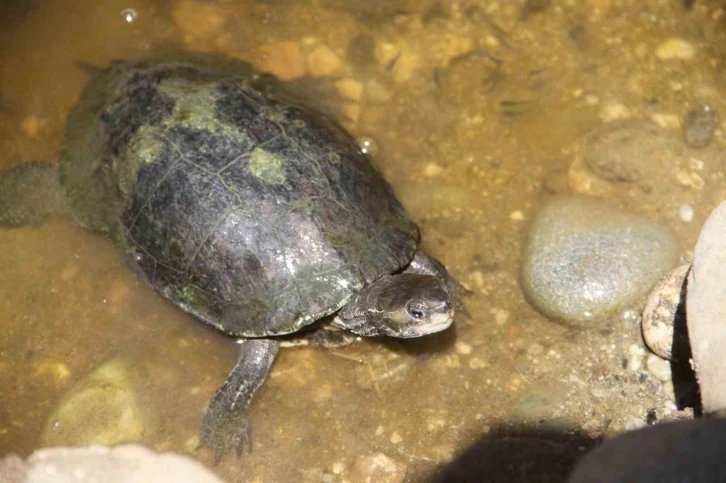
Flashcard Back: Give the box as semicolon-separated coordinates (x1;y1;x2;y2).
356;136;378;156
121;8;138;23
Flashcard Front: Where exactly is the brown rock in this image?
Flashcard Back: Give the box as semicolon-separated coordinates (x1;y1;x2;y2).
257;41;307;81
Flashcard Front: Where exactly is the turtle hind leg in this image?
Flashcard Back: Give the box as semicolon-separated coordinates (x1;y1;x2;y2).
0;161;67;227
198;338;280;463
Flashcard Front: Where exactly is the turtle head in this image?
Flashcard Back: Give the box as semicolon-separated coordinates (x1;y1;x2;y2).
337;273;454;338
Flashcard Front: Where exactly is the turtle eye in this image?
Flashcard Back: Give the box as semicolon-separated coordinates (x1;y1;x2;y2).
410;308;425;319
406;300;428;320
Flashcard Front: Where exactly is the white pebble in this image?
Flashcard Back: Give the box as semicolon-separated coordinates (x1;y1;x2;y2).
510;210;525;221
679;204;694;223
624;416;647;431
646;354;672;382
655;38;695;60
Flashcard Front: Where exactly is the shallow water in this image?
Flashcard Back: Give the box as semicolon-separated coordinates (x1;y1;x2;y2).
1;0;725;481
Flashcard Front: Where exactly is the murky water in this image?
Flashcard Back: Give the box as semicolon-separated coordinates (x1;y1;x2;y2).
2;0;726;481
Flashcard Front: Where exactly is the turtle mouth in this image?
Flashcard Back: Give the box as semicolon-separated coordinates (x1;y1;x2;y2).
404;312;454;337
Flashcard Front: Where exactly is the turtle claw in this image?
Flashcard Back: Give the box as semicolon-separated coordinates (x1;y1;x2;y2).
197;339;279;463
198;404;253;463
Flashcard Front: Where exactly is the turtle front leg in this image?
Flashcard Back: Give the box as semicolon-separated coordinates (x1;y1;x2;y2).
198;338;279;463
405;251;472;318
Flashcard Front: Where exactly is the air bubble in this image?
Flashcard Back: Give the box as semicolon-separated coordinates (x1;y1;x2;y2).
356;136;378;157
121;8;138;23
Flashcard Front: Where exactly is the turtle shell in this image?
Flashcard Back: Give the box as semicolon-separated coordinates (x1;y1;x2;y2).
59;60;418;337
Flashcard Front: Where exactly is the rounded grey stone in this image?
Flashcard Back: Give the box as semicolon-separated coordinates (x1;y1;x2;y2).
521;196;680;327
583;119;672;182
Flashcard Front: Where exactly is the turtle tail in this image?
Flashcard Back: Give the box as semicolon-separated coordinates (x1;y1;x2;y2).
0;161;68;226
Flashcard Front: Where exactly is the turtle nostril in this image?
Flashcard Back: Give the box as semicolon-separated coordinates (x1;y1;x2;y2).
443;301;452;311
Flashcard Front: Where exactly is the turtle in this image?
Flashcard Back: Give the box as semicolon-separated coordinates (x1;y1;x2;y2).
0;59;467;461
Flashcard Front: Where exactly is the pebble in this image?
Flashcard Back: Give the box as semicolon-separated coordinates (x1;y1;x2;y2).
258;41;307;81
641;264;690;361
678;204;694;223
307;44;343;77
349;453;407;483
646;354;672;382
424;163;444;178
683;106;717;148
581;119;671;182
334;78;363;103
41;358;150;447
624;415;646;431
655;38;696;60
521;196;680;327
510;210;525;221
455;341;473;355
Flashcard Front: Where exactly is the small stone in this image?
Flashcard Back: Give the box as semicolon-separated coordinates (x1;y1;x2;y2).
678;204;694;223
455;341;473;355
390;432;403;444
683;106;717;148
675;170;705;190
650;113;681;130
656;38;696;60
510;210;525;221
581;119;671;182
334;78;363;102
258;41;307;81
646;354;672;382
589;385;611;399
307;44;343;77
599;101;631;122
493;308;510;325
662;380;676;402
624;416;647;431
642;264;690;361
424;163;444;178
521;196;680;327
349;453;407;483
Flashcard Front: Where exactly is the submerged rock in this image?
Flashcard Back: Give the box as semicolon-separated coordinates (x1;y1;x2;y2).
0;445;224;483
521;196;680;327
683;106;717;148
41;358;151;447
581;119;672;183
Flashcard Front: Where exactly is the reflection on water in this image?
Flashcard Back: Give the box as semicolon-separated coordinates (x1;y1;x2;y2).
1;0;725;481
